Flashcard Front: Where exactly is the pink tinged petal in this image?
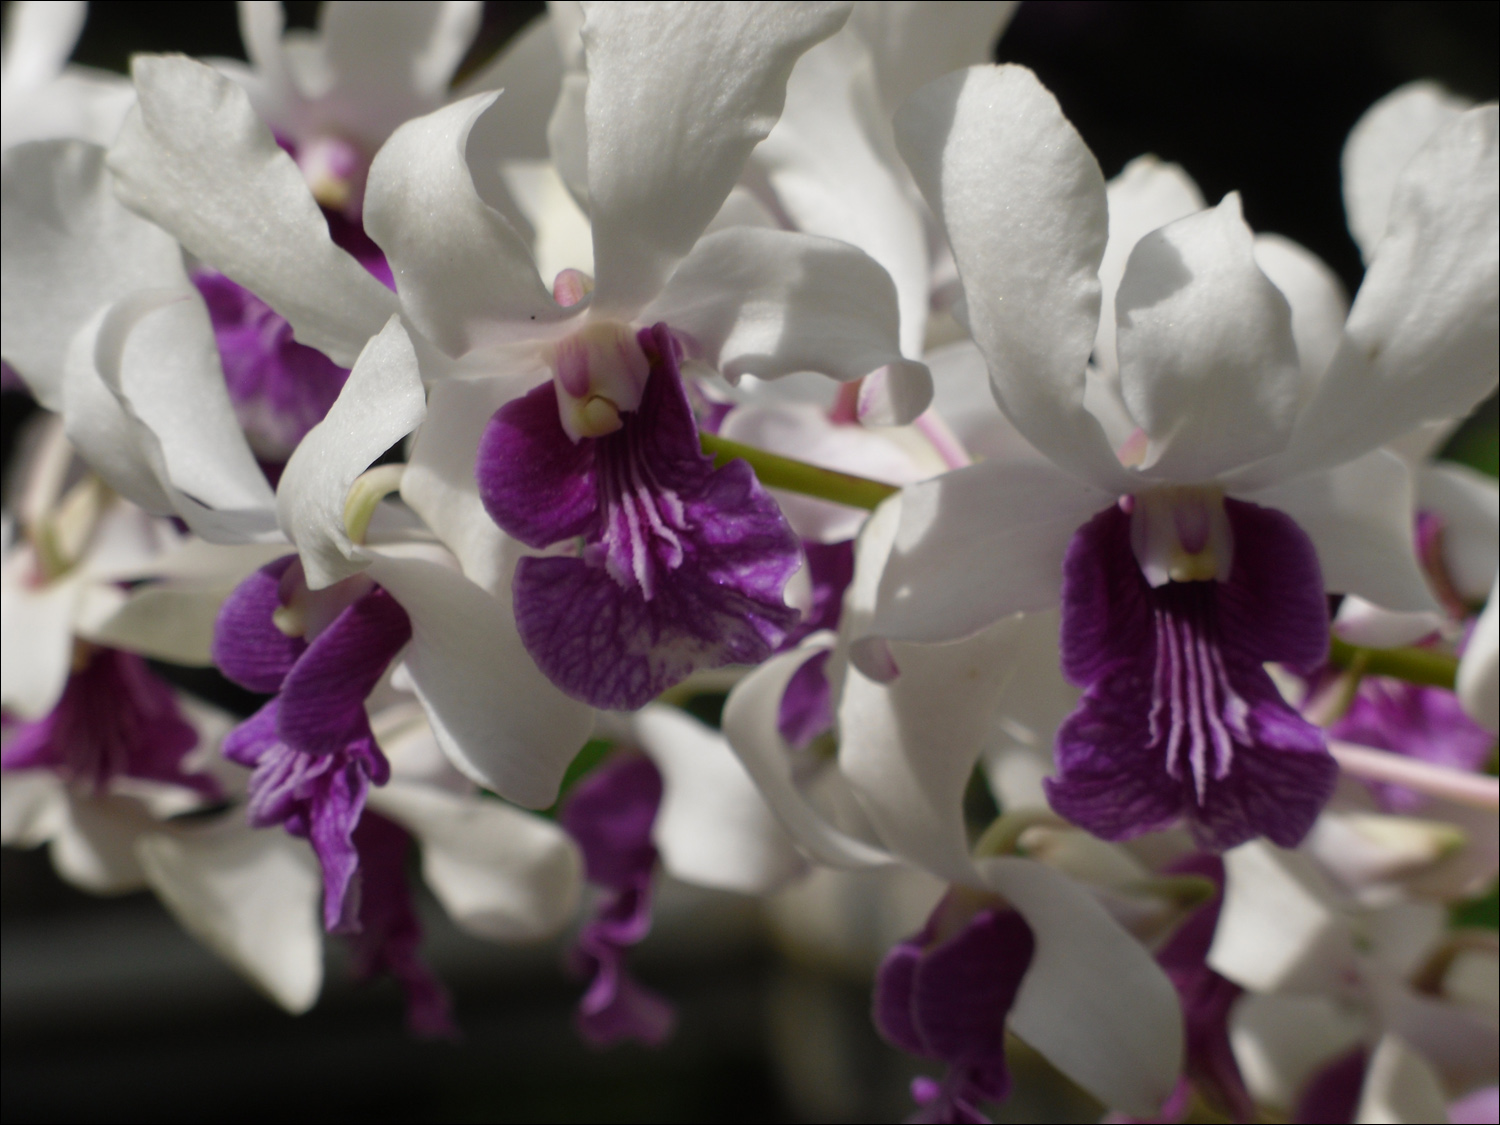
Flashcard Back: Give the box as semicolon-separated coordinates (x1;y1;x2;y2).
634;704;808;895
1242;451;1438;614
871;457;1111;645
1458;575;1498;733
1279;105;1499;476
362;93;566;358
277;316;425;591
1252;234;1349;384
365;554;595;810
0;141;182;410
212;555;306;693
1046;500;1336;851
581;0;852;317
647;227;932;422
1116;195;1305;482
978;856;1185;1117
137;818;324;1013
1094;156;1206;382
893;65;1128;492
840;621;1026;885
369;779;582;941
1343;81;1472;263
108;56;398;367
722;641;893;869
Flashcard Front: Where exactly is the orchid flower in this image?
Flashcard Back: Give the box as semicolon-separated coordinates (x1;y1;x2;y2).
1210;839;1498;1122
862;65;1497;851
0;1;133;157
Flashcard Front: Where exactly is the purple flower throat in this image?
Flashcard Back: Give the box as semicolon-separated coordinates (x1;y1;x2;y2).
477;322;801;711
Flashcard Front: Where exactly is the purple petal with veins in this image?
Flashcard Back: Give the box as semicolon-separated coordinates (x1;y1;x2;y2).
1047;500;1335;851
874;894;1035;1123
478;324;800;710
218;580;409;931
346;812;457;1039
560;754;676;1047
2;647;216;798
1329;677;1495;812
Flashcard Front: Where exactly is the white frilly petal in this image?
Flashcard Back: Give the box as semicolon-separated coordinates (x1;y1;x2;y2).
634;705;808;895
582;1;851;317
136;817;324;1013
1343;81;1472;263
277;316;425;590
366;553;595;810
1240;451;1438;613
1417;461;1498;602
369;780;583;941
1116;194;1305;482
894;65;1129;491
1253;233;1350;384
109;56;398;367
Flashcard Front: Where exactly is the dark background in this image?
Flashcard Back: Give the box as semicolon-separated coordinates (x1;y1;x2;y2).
3;3;1497;1122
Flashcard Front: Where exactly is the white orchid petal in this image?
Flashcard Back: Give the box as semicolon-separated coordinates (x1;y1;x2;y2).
1093;155;1206;381
363;94;564;358
1;1;85;93
0;770;67;847
77;582;228;667
635;705;808;895
1344;81;1472;263
0;566;82;718
722;640;892;869
0;140;182;409
872;457;1109;644
50;794;153;893
1280;105;1499;475
1457;574;1498;733
1253;233;1350;383
277;316;424;590
456;15;561;159
894;65;1128;491
849;1;1017;117
1332;596;1443;650
650;226;931;421
755;30;931;356
136;819;323;1013
1353;1034;1450;1125
1117;195;1305;481
840;622;1022;885
1417;462;1498;602
369;780;582;941
582;1;850;316
1230;994;1367;1111
979;855;1184;1117
1242;451;1438;613
367;553;594;809
109;56;397;367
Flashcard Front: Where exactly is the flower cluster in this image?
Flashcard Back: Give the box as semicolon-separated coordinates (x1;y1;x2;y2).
3;3;1496;1122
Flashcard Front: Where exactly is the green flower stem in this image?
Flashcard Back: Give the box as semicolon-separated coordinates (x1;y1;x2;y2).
1328;635;1458;690
699;432;898;511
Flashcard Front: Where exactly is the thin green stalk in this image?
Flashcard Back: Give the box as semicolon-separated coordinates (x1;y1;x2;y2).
1328;635;1458;690
700;432;898;511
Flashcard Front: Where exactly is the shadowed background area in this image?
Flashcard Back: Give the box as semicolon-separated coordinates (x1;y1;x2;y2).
2;2;1496;1122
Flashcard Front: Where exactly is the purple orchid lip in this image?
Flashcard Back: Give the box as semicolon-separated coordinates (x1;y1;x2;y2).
560;753;676;1048
215;557;411;931
2;646;216;799
875;890;1035;1123
476;323;801;711
1046;497;1337;851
